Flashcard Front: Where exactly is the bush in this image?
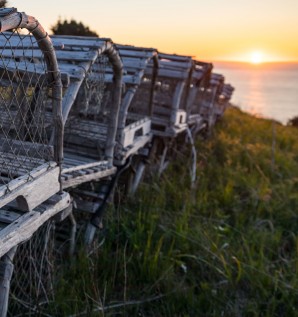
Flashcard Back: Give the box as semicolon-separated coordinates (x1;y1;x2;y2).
51;18;98;37
287;115;298;127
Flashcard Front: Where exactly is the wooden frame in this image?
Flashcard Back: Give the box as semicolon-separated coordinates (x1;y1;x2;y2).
186;60;213;134
0;191;70;259
49;35;123;189
0;9;63;211
144;52;193;138
198;72;225;129
214;83;234;117
0;9;72;316
114;44;159;164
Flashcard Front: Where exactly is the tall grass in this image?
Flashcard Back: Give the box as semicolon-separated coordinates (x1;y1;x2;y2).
48;106;298;316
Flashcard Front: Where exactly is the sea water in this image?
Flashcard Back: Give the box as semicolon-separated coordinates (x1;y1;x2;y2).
213;62;298;125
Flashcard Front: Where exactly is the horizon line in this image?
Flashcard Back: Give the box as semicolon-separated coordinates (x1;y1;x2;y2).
209;59;298;64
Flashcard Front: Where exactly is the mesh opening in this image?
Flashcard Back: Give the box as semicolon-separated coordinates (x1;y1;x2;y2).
0;30;54;187
150;78;180;122
8;221;55;316
64;54;113;158
129;76;153;118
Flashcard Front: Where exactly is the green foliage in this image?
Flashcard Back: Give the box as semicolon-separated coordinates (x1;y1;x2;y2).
287;115;298;128
48;107;298;316
51;18;98;37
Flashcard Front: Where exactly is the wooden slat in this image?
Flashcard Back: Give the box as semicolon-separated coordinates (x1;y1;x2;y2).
0;33;108;50
0;162;60;211
62;166;116;189
158;53;192;62
51;36;108;49
159;59;193;70
0;209;21;224
118;49;155;59
146;67;190;80
62;160;109;174
115;134;152;164
0;59;69;86
0;48;97;63
0;138;54;160
0;191;70;258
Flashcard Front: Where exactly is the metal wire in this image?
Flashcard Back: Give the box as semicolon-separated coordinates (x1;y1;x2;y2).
8;221;55;316
0;29;53;187
64;52;111;159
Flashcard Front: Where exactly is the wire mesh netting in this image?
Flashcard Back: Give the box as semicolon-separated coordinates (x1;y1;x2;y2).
127;75;153;118
64;53;114;159
150;78;179;123
75;54;108;118
0;29;55;188
8;220;55;316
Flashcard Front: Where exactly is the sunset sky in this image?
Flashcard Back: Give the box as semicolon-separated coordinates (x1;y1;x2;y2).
10;0;298;63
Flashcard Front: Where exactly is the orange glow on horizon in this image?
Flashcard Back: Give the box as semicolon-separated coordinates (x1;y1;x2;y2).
202;49;295;64
250;51;263;64
9;0;298;64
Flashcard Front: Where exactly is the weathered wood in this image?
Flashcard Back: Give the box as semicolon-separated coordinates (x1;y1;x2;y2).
118;49;155;59
53;202;73;223
51;35;108;49
62;166;116;189
158;53;193;62
120;117;151;148
0;245;17;317
146;67;190;80
0;138;54;160
0;163;60;211
64;152;99;164
0;49;98;63
0;191;70;258
130;160;146;195
115;134;153;164
0;209;21;224
0;160;55;191
63;160;109;174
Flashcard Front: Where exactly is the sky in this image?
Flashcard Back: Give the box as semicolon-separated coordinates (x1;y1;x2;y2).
10;0;298;63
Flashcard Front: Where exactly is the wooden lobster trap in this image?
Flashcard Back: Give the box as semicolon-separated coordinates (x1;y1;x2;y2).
34;35;123;245
110;44;158;195
59;44;158;238
186;60;213;136
48;35;123;190
114;44;158;165
0;10;65;211
137;53;195;175
146;53;193;138
214;83;234;118
0;8;72;316
198;72;225;130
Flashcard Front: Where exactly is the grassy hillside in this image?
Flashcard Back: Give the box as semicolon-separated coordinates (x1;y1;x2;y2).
49;107;298;316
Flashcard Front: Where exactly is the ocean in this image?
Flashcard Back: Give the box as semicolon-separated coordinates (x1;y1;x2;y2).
213;62;298;125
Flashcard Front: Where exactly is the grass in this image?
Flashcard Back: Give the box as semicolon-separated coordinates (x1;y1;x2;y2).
48;106;298;316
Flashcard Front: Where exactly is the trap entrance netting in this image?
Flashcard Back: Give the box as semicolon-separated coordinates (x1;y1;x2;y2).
8;221;55;316
0;29;54;187
64;53;114;159
74;53;107;118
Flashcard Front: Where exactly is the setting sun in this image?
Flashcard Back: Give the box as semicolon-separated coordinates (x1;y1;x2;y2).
250;51;263;64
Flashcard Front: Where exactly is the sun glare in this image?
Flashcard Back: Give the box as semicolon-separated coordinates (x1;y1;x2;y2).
250;51;263;64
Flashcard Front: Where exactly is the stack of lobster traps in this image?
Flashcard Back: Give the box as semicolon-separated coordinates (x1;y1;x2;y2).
0;7;234;316
0;8;71;315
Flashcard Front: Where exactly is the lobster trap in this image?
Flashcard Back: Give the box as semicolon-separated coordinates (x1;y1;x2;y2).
0;9;64;211
186;60;213;135
49;35;123;189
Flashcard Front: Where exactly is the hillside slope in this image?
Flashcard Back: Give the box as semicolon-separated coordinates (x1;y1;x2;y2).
49;106;298;316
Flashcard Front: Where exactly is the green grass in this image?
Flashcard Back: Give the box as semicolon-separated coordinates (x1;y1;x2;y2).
48;107;298;316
